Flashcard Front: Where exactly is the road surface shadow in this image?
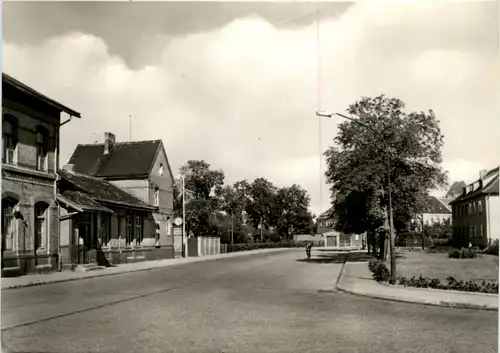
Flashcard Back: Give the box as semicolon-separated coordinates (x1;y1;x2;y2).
347;252;405;262
296;253;347;264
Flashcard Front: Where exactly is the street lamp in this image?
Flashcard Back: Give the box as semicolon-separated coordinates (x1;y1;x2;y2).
316;110;396;283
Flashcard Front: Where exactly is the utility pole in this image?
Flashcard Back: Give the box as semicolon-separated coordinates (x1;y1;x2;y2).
316;110;397;283
182;175;188;258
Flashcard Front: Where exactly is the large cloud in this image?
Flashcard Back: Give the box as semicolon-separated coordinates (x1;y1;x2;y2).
3;1;498;215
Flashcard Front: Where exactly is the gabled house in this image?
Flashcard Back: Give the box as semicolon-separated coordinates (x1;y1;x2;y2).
65;133;175;262
417;195;452;227
57;167;158;267
2;73;80;277
449;167;499;248
316;207;364;249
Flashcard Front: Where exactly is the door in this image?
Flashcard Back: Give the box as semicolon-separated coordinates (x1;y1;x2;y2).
327;235;337;247
78;222;97;264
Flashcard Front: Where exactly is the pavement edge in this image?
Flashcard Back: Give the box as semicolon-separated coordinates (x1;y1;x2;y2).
335;255;498;312
2;248;293;290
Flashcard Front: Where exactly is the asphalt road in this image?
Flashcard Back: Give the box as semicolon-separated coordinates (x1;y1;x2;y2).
2;250;497;353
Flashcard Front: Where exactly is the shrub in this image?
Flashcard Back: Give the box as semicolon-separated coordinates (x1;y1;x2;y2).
448;249;461;258
368;259;379;272
392;274;498;294
428;277;441;289
483;240;499;256
397;276;408;286
448;248;478;258
461;248;478;258
368;260;390;282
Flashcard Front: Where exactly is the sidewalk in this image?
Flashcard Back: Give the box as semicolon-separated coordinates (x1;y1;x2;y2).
336;259;498;311
1;248;291;290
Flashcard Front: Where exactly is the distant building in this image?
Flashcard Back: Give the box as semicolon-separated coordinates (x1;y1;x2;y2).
2;73;80;277
449;167;499;247
414;195;452;228
316;207;364;249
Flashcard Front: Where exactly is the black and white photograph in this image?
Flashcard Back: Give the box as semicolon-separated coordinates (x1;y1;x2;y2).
1;1;499;352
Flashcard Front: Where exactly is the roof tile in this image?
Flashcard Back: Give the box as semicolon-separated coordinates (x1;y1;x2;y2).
58;169;155;210
68;140;161;178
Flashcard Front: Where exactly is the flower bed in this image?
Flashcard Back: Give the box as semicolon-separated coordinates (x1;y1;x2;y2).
368;258;499;294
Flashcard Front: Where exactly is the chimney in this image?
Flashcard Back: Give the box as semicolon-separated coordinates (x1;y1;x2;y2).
104;132;116;155
479;169;488;179
63;164;75;173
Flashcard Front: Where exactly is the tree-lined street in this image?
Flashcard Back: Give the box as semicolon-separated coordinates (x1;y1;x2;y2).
2;250;497;353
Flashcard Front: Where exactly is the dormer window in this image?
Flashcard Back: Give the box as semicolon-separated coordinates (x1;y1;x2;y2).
159;164;164;176
36;127;48;172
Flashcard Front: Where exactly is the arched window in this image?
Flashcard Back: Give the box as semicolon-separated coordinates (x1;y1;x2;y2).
2;115;18;164
34;202;49;251
36;126;48;171
159;163;164;176
2;198;19;251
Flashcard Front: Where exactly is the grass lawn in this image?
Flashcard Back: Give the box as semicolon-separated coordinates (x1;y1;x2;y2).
395;250;499;283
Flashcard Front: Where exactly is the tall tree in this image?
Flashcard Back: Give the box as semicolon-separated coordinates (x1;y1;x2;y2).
176;160;225;237
324;95;447;259
275;184;312;238
245;178;278;242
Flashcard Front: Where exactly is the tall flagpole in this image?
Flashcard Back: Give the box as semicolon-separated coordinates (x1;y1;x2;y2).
182;175;187;258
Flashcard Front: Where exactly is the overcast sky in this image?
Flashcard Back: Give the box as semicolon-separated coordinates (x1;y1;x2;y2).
3;1;499;215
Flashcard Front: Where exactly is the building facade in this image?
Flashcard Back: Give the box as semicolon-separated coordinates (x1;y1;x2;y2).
65;133;175;261
316;207;364;249
1;73;80;277
57;167;161;267
450;167;499;248
415;195;452;228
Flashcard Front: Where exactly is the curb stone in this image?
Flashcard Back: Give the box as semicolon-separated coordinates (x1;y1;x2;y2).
379;280;499;298
336;285;498;311
334;251;350;289
2;248;292;290
335;261;498;311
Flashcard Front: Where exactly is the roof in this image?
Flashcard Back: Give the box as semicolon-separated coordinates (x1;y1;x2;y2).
2;73;81;118
421;195;452;214
57;169;156;211
445;181;466;198
449;167;499;205
58;190;114;213
68;140;161;178
318;207;334;220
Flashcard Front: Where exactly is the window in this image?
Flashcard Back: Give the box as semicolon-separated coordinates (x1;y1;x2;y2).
2;198;18;251
166;217;172;235
159;163;164;176
154;188;160;207
100;213;111;246
36;128;48;171
355;234;359;241
472;202;476;214
468;203;472;215
479;225;484;238
478;200;483;214
2;117;18;164
134;215;143;245
125;216;133;245
35;202;49;251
